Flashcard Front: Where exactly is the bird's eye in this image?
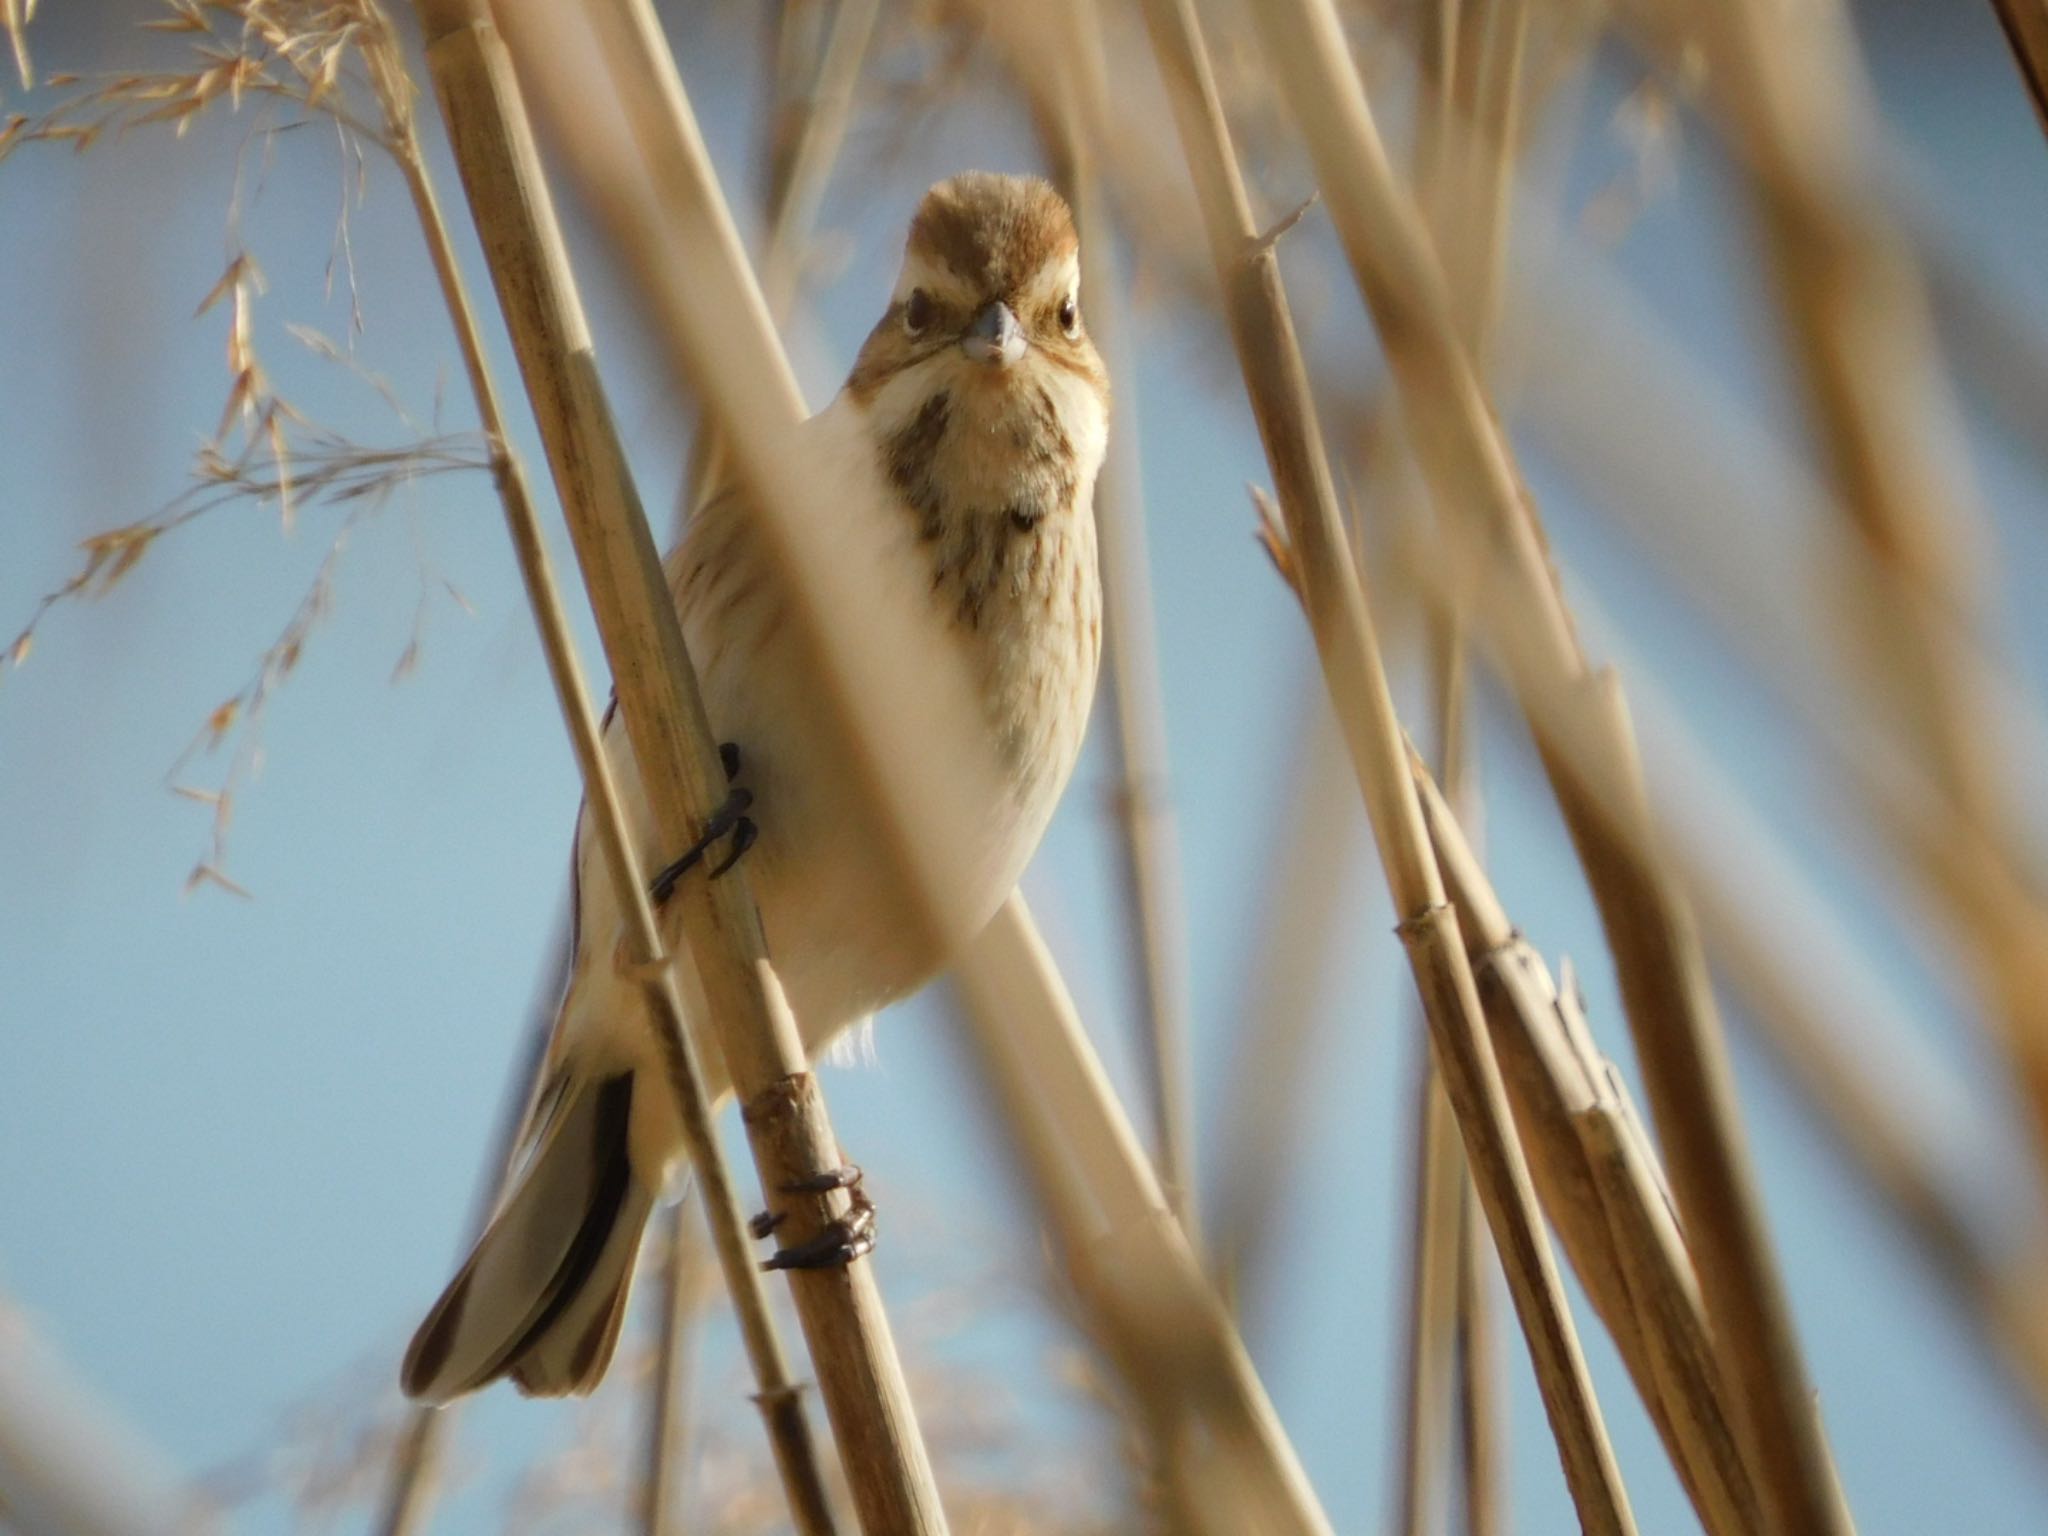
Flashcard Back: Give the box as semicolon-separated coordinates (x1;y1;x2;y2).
1057;295;1080;337
904;289;934;335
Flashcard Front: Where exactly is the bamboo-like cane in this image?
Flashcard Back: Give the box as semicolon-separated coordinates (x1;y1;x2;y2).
1390;502;2048;1451
1244;4;1852;1531
410;3;907;1529
1665;0;2048;1256
1136;2;1636;1528
1453;1178;1505;1536
639;1194;709;1536
1401;0;1528;1518
1029;15;1203;1247
1408;756;1763;1536
1208;685;1362;1318
475;1;1333;1527
685;0;877;518
1595;614;2048;1439
473;3;1343;1531
960;900;1336;1536
0;1311;214;1536
1990;0;2048;138
374;921;561;1536
1393;1059;1466;1536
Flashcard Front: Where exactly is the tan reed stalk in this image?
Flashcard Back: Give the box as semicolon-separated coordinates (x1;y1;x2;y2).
1911;204;2048;489
375;929;562;1536
1245;4;1853;1529
1207;686;1361;1316
685;0;876;517
755;0;877;321
961;900;1336;1536
1634;0;2048;1247
1490;207;2048;935
1393;1061;1466;1536
1384;498;2048;1455
408;2;891;1529
0;1308;212;1536
1453;1180;1504;1536
1136;4;1636;1528
760;0;831;216
475;3;1343;1531
1408;755;1763;1536
1600;628;2048;1438
639;1196;709;1536
1988;1;2048;146
477;1;1334;1525
1390;494;1479;1536
938;973;1210;1535
1401;0;1529;1516
1032;15;1203;1245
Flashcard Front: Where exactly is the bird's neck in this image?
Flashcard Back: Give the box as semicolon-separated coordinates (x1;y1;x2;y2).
876;376;1103;633
866;376;1105;789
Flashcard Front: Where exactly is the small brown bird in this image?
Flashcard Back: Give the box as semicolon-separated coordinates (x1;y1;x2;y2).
402;172;1109;1401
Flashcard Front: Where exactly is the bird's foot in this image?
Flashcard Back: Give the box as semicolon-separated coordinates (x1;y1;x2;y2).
648;742;756;901
753;1165;877;1271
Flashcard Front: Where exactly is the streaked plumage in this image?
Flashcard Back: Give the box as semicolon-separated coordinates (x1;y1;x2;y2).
402;173;1109;1401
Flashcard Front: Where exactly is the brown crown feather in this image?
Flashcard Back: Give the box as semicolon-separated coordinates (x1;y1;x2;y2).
906;173;1078;297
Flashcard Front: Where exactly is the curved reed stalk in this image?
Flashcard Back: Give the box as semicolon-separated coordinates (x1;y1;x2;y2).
1409;754;1763;1536
375;926;560;1536
472;0;1334;1526
1989;0;2048;140
1030;30;1202;1248
1644;0;2048;1261
406;1;871;1528
1244;2;1853;1529
1135;1;1636;1528
638;1194;709;1536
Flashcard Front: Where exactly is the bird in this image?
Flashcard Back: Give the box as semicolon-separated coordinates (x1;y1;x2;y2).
401;172;1110;1402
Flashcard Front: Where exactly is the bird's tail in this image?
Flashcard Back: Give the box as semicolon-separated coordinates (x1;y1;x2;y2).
401;1067;657;1402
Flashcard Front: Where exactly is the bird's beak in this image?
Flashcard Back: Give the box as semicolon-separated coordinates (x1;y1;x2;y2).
961;301;1026;368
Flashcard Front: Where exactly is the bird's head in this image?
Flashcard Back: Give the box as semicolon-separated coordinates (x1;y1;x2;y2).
848;173;1109;513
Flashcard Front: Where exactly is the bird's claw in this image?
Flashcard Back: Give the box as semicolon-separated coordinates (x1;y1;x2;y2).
649;742;755;901
754;1165;876;1271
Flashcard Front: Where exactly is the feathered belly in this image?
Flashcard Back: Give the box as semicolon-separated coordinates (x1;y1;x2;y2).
674;505;1095;1046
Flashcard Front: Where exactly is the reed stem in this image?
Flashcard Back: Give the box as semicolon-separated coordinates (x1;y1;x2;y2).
1138;2;1636;1527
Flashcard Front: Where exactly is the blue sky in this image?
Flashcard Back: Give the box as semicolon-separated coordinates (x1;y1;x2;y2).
5;2;2048;1531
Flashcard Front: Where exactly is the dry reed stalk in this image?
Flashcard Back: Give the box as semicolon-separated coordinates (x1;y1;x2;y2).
1984;0;2048;141
1407;758;1763;1536
1385;499;2048;1456
375;928;562;1536
475;0;1343;1515
405;3;868;1530
1637;0;2048;1242
479;1;1331;1525
1393;1062;1466;1536
960;901;1336;1536
639;1196;709;1536
1400;1;1530;1517
1207;686;1361;1316
754;0;876;322
684;0;876;518
1;0;32;92
1245;4;1852;1529
1031;8;1202;1246
1491;210;2048;966
1452;1181;1504;1536
0;1307;215;1536
1389;506;1479;1536
1137;3;1636;1528
1599;631;2048;1437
